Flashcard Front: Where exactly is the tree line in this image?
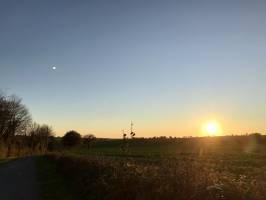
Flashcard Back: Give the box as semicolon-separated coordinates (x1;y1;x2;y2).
0;92;54;158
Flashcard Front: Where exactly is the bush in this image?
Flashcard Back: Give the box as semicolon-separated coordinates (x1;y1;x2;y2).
62;131;81;148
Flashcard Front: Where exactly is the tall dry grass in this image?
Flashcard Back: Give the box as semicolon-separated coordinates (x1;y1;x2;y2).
46;153;266;200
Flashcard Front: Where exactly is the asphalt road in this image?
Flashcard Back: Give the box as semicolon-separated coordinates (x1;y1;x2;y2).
0;157;37;200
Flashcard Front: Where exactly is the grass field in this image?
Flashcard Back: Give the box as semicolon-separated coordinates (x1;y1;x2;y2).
46;135;266;199
47;152;266;200
70;135;266;157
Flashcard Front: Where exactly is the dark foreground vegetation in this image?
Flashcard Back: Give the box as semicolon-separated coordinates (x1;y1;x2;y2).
46;151;266;200
45;130;266;199
37;156;78;200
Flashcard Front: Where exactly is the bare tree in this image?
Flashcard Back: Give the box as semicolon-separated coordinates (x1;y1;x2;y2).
0;94;32;156
28;123;54;154
0;91;55;157
37;124;54;153
0;94;31;139
83;134;96;150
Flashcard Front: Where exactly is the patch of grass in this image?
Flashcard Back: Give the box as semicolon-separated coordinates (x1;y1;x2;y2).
36;156;79;200
0;159;8;165
0;158;14;166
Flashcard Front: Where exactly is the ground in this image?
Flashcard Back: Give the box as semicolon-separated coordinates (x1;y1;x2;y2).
0;156;78;200
0;157;37;200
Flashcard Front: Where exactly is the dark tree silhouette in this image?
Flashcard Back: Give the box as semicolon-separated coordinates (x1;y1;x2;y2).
0;94;32;156
83;134;96;150
28;122;54;154
0;94;31;140
62;130;81;148
0;91;54;157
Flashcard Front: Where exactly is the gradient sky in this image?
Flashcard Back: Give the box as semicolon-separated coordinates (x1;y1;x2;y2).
1;0;266;138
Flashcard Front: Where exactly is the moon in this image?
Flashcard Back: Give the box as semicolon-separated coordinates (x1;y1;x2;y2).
52;66;57;70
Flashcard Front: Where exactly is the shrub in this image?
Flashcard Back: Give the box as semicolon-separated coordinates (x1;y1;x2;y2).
62;131;81;148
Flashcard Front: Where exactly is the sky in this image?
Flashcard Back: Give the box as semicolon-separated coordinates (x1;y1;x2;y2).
1;0;266;138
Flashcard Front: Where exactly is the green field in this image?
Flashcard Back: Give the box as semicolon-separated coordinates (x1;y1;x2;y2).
70;135;266;157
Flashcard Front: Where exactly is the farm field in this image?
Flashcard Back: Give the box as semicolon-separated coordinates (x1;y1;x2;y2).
46;135;266;200
71;135;266;156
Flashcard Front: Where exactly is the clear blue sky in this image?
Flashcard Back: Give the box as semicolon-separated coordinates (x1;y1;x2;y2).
1;0;266;137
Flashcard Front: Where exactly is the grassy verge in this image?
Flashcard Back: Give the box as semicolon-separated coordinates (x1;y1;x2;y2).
0;159;8;166
36;156;79;200
0;158;15;166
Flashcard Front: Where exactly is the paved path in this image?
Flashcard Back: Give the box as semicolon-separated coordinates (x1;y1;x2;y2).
0;157;37;200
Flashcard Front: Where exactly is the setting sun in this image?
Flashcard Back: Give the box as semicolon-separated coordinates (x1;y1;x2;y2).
202;121;221;136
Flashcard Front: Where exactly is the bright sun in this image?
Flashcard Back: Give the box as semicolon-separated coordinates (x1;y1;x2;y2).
202;121;221;136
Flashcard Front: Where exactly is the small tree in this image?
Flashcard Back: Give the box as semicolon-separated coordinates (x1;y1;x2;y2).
28;123;54;154
62;130;81;148
37;124;54;153
0;94;32;157
0;94;32;139
121;130;129;154
83;134;96;150
47;136;56;151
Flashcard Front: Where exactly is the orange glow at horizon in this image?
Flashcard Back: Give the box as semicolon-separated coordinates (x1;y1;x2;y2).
50;116;266;138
